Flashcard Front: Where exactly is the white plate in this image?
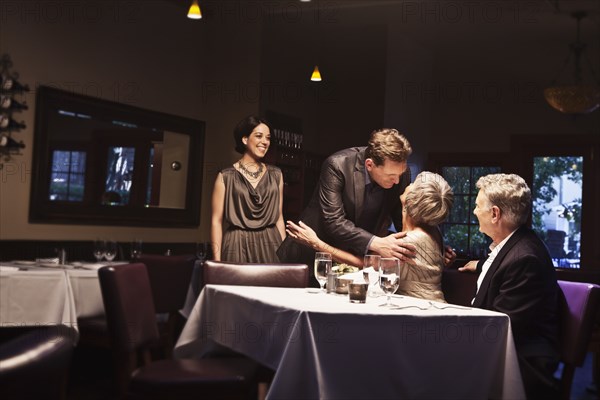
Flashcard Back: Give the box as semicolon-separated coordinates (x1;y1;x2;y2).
38;263;73;269
13;260;37;266
305;288;321;294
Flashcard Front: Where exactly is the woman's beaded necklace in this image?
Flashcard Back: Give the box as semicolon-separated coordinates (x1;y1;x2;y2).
237;161;263;179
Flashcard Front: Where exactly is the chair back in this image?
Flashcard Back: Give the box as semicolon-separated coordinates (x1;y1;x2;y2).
0;327;75;400
558;280;600;365
441;269;478;307
98;263;159;353
204;260;309;288
137;254;196;314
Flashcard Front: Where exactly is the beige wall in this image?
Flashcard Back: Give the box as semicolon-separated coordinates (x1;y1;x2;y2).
0;0;261;242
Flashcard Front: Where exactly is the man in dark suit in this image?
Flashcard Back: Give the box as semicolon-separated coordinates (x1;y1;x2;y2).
459;173;559;399
277;128;414;272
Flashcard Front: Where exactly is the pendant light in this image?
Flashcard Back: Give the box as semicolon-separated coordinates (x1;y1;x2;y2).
310;65;322;82
187;0;202;20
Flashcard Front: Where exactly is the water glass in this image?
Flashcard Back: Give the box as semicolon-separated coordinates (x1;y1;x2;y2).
314;252;332;293
363;254;381;297
130;239;143;260
196;242;209;261
93;240;106;262
104;241;118;262
379;258;400;307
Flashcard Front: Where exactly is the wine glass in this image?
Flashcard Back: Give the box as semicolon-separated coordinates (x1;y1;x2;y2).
93;240;106;262
379;258;400;307
363;254;381;297
130;239;143;260
104;241;118;262
314;252;332;293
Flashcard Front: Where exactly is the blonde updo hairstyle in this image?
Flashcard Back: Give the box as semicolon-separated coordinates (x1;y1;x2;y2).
404;172;454;227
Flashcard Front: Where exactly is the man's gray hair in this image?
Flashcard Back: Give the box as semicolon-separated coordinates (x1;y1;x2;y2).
476;173;531;228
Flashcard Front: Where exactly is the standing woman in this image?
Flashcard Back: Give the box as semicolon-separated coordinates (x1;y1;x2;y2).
211;116;285;262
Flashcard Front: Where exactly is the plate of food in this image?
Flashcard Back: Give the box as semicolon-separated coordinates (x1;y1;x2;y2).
331;263;359;274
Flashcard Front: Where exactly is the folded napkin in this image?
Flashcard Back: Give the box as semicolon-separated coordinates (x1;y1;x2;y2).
78;263;108;271
0;265;20;272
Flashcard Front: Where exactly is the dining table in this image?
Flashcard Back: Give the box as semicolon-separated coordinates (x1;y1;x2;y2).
0;261;115;334
174;284;526;400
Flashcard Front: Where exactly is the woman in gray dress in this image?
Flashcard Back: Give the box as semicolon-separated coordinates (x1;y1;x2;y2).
210;115;285;262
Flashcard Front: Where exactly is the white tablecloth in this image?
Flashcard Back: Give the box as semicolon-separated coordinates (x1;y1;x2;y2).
175;285;525;400
0;266;103;331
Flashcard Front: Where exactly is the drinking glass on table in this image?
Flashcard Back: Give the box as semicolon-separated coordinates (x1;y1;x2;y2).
195;242;209;261
379;257;400;307
363;254;381;296
314;252;332;293
104;240;118;262
130;239;143;260
93;239;106;262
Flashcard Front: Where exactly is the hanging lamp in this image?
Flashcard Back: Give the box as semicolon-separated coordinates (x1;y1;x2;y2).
543;11;600;114
310;65;322;82
187;0;202;19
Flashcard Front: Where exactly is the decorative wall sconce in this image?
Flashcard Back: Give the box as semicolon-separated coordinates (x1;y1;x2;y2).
0;54;28;169
544;11;600;115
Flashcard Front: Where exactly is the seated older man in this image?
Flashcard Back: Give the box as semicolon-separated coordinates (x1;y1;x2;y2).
459;173;559;399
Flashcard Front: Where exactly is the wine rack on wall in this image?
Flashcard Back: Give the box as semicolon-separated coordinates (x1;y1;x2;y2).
0;54;29;169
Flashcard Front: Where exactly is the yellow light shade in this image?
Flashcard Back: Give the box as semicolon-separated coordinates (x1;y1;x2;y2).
187;1;202;19
310;65;322;82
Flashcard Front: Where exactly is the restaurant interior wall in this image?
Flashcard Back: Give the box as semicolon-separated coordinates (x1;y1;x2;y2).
0;0;262;242
1;0;599;250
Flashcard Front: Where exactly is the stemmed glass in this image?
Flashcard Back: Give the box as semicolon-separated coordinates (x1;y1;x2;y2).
314;252;332;293
379;257;401;307
363;254;381;297
104;241;118;262
93;240;106;262
130;239;143;260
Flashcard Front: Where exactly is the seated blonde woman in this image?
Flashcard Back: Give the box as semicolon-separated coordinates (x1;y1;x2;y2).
287;171;454;302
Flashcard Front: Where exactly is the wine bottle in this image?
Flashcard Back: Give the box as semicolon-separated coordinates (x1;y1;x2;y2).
0;75;30;92
0;115;26;131
0;134;25;149
0;95;28;110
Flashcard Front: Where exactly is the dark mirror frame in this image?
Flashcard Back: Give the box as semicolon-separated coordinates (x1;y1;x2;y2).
30;86;205;227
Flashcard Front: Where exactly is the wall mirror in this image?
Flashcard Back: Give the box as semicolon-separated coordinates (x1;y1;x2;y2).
30;86;205;227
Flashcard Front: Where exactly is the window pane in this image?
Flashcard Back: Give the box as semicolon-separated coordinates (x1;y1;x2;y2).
442;224;469;254
442;166;470;194
532;156;582;269
449;195;469;223
471;166;501;192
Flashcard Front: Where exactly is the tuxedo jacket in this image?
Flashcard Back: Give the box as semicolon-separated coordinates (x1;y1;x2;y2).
277;146;410;265
473;226;560;358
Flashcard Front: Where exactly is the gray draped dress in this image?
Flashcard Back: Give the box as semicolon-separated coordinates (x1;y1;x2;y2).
220;165;283;263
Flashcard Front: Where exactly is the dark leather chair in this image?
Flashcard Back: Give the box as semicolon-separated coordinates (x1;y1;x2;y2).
0;326;75;400
98;263;257;399
441;268;478;306
138;254;196;356
203;260;309;396
203;260;309;288
557;280;600;399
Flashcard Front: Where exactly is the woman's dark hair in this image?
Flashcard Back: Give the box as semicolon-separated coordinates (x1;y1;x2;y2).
233;115;271;154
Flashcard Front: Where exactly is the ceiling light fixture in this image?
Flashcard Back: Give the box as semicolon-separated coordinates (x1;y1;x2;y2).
310;65;322;82
543;11;600;115
187;0;202;20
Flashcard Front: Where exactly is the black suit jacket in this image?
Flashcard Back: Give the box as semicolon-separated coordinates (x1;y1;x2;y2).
277;146;410;266
473;226;559;358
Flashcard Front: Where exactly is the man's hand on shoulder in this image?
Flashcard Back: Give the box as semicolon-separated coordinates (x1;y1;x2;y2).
369;232;417;264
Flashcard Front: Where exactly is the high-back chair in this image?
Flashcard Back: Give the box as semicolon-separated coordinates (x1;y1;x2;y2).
557;280;600;400
137;254;196;356
0;326;75;400
441;268;478;307
98;263;257;399
203;260;309;288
